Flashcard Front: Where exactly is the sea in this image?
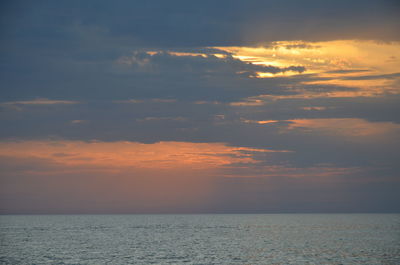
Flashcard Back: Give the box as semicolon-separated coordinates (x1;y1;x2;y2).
0;214;399;264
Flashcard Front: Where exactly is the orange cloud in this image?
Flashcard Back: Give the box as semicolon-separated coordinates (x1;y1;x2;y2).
215;41;400;76
0;140;278;170
0;140;368;213
240;119;280;125
0;98;79;111
0;140;291;213
286;118;400;138
1;98;79;105
301;106;327;111
215;40;400;99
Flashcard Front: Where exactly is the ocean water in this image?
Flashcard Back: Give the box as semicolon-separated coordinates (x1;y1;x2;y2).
0;214;399;265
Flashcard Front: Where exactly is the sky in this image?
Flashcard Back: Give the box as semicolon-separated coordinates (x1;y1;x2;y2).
1;0;400;213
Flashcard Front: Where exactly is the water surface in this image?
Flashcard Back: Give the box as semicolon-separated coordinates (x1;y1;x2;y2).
1;214;399;264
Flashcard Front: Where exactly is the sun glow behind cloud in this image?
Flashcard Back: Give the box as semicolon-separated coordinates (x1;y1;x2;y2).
215;41;400;76
214;41;400;98
222;41;400;106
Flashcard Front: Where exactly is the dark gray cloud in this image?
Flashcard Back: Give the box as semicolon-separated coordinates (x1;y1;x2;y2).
0;47;308;101
1;0;398;102
2;0;398;48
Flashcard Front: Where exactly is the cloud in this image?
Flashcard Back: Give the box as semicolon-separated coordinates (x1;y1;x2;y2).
0;140;280;169
1;1;400;213
70;119;86;124
301;106;327;111
0;140;290;213
286;118;400;138
3;0;398;49
114;50;306;76
1;98;78;105
3;139;398;213
2;40;399;104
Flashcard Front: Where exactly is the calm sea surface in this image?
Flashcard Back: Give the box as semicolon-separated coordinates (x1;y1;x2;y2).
1;214;399;264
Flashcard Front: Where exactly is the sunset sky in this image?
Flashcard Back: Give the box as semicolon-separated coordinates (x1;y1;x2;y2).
1;0;400;213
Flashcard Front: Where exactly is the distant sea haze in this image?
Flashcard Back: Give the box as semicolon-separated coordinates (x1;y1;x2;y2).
1;214;399;264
